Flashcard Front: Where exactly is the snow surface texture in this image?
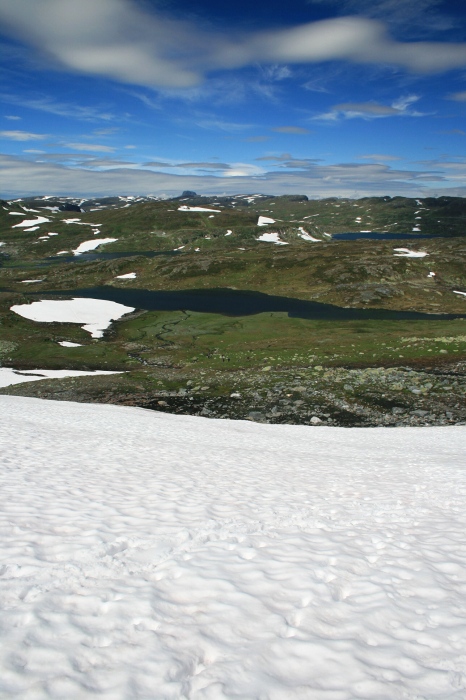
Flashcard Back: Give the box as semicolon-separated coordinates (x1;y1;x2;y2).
1;396;466;699
10;298;135;338
0;368;121;388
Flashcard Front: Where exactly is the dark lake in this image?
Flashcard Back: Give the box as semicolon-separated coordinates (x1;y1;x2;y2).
37;286;465;322
332;232;443;241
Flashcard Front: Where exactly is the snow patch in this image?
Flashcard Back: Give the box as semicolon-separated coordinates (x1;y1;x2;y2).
115;272;136;280
393;248;429;258
257;216;276;226
256;232;289;245
62;219;102;227
178;206;221;213
12;216;50;228
73;238;117;255
10;297;134;338
0;368;120;388
298;227;320;242
58;341;83;347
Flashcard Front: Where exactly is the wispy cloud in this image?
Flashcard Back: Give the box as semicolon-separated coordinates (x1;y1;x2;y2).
63;142;116;153
144;161;229;170
1;0;466;91
271;126;311;134
4;114;21;120
314;95;425;121
194;119;253;132
358;153;402;161
255;153;321;168
447;91;466;101
260;65;293;81
0;129;47;140
244;136;270;143
0;93;115;121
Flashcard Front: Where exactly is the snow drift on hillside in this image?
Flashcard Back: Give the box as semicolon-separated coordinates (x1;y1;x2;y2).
0;396;465;699
10;297;134;338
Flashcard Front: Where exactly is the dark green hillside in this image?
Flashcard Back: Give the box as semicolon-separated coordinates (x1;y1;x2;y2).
1;193;465;427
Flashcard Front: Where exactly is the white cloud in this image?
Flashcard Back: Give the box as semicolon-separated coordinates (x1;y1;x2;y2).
4;115;21;120
0;130;47;141
1;1;466;90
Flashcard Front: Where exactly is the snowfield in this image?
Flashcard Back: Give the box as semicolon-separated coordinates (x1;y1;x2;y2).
1;396;465;699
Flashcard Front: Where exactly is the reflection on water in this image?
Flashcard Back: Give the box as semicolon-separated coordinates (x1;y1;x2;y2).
35;286;465;322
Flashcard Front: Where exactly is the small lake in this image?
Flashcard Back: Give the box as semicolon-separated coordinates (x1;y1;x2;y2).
36;286;465;322
332;232;443;241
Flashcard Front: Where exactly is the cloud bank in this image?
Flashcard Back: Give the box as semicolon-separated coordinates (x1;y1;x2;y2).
0;152;459;200
1;0;466;90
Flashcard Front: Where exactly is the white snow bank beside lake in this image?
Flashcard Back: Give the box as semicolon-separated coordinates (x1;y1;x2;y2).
257;231;289;245
257;215;276;226
10;298;134;338
73;238;117;255
178;205;221;212
1;395;465;699
0;368;120;388
393;247;429;258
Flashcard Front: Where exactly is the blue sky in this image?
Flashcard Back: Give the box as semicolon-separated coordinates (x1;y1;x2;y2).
1;0;466;198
